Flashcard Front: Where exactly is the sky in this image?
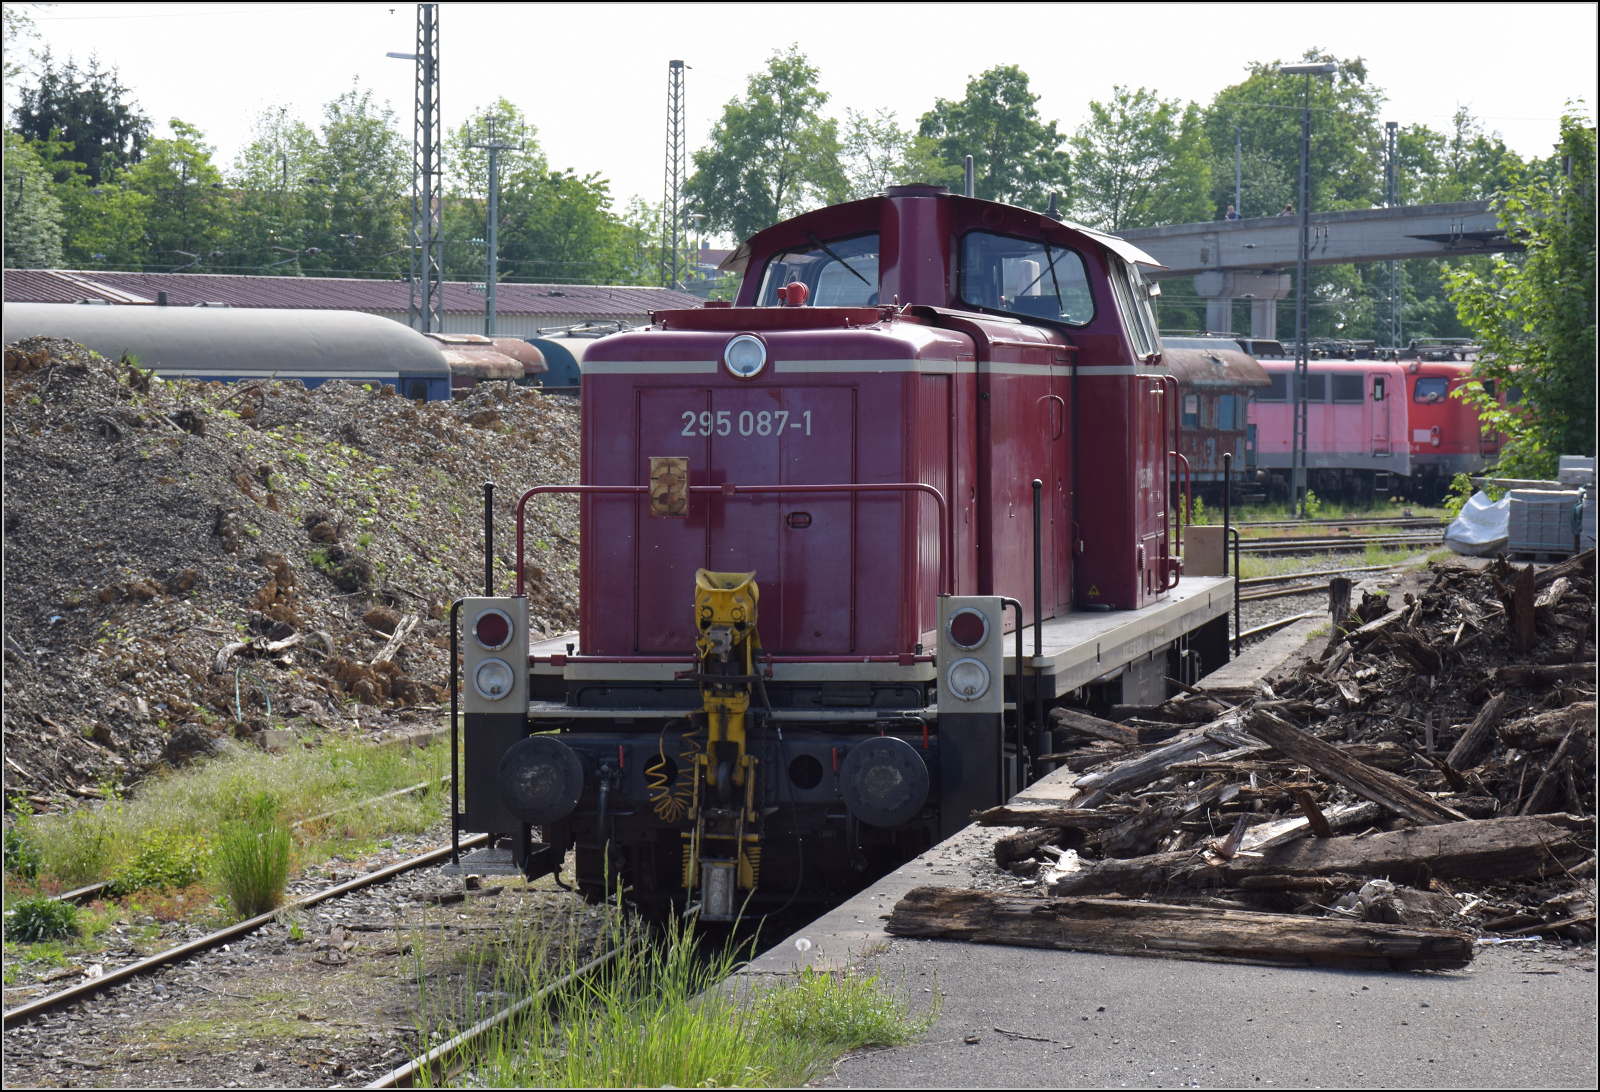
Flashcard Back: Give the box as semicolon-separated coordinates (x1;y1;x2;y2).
12;0;1598;238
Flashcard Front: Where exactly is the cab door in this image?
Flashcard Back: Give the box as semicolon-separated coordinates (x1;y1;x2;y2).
1369;374;1391;455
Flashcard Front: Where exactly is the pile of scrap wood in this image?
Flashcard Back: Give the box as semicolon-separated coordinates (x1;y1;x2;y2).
888;553;1595;968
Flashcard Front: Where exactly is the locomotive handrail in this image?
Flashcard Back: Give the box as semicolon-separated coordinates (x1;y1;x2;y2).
514;481;951;598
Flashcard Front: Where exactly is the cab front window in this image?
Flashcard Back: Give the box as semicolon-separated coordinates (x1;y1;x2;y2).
1414;377;1449;403
756;234;880;306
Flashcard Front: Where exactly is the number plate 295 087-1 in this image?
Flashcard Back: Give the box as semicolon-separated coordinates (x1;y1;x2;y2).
680;409;813;437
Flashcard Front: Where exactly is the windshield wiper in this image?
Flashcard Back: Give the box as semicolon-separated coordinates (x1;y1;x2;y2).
1015;238;1066;310
805;232;871;287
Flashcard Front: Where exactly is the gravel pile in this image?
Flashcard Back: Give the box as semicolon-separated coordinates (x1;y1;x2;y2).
3;338;580;801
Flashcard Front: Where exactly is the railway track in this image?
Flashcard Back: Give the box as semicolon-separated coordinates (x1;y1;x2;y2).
2;832;490;1028
1233;516;1444;530
364;942;631;1089
1235;532;1442;555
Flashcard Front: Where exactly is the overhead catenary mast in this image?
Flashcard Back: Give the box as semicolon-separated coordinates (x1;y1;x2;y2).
390;4;442;333
661;60;689;289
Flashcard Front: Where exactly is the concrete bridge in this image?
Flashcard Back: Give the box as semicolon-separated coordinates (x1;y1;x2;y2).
1115;200;1519;339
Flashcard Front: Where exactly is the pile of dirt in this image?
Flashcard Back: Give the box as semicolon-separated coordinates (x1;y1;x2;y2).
3;337;581;802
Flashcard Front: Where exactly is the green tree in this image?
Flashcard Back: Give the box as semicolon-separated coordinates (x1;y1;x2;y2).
227;106;325;273
917;65;1070;210
1203;51;1384;214
441;99;548;281
125;120;229;269
840;108;918;200
496;168;645;285
12;50;151;186
1069;86;1211;231
686;46;845;241
1446;109;1596;476
304;83;410;276
3;131;64;267
3;4;40;89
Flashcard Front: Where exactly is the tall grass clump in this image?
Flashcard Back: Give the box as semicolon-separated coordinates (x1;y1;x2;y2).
424;902;940;1089
214;796;292;918
33;797;122;887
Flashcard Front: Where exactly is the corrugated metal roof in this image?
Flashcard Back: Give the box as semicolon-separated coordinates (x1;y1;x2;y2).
2;269;703;318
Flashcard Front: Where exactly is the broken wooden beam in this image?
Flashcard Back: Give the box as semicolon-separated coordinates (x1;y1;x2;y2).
1534;548;1596;590
1050;814;1589;898
1074;723;1255;806
1520;722;1585;816
1294;789;1334;838
1447;691;1512;772
1244;709;1467;825
1499;702;1596;750
1049;707;1139;747
885;887;1474;971
1492;662;1596;689
973;805;1130;830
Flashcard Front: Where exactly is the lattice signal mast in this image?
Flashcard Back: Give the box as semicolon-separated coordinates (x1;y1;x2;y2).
408;4;442;332
661;60;689;289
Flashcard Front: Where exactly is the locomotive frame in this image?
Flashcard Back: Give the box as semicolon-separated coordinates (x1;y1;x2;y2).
448;186;1237;917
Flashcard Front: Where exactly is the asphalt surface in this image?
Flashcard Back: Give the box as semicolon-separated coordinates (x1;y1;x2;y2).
735;586;1598;1088
815;938;1596;1088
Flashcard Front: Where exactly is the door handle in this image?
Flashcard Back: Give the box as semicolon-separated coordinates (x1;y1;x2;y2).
1045;394;1066;440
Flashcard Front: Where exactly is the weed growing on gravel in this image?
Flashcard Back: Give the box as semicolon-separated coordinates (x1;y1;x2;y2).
15;739;447;898
33;797;122;887
416;899;940;1089
106;830;209;896
4;895;81;942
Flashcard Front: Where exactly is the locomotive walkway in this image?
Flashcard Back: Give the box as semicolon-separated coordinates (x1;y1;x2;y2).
733;603;1596;1089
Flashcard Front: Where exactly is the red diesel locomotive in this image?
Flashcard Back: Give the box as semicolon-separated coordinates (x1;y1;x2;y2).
451;186;1233;917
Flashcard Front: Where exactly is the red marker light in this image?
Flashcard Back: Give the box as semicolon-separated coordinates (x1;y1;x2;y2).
948;608;988;649
474;609;512;650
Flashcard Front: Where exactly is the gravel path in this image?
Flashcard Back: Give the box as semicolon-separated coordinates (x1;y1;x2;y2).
2;824;598;1089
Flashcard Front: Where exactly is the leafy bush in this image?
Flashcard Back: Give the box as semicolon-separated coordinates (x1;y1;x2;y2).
214;816;291;918
107;830;209;897
4;895;80;942
1303;489;1325;520
1443;472;1504;520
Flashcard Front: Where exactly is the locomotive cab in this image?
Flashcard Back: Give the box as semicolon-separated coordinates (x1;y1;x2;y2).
453;186;1231;917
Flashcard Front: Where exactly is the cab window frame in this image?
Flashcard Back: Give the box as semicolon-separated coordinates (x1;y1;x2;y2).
956;229;1096;328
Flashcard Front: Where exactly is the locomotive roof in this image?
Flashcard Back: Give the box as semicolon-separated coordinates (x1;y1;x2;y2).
1;302;450;379
717;188;1165;277
1161;344;1270;389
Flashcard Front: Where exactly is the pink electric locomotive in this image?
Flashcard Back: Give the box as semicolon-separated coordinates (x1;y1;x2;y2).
451;186;1233;917
1246;352;1500;504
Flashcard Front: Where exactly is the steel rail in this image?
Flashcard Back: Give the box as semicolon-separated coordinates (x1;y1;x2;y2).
3;834;490;1028
1237;562;1411;587
1239;582;1329;603
1234;516;1444;529
363;941;632;1089
1236;609;1323;643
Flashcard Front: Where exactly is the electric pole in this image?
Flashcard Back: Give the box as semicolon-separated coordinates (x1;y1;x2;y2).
467;120;524;336
1279;62;1336;519
1384;121;1402;350
661;60;688;288
389;4;442;332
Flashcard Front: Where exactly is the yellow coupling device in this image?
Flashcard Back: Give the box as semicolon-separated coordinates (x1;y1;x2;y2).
684;569;765;918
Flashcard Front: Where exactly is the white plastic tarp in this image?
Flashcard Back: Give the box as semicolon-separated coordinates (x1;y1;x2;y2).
1445;491;1509;556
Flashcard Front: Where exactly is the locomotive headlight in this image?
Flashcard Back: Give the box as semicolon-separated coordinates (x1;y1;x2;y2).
473;657;516;700
946;657;991;701
723;334;767;380
472;608;513;650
